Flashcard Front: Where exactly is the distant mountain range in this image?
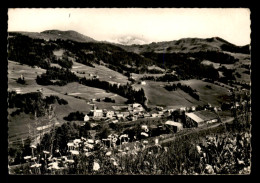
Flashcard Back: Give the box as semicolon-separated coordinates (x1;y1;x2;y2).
9;29;249;55
118;37;250;54
107;35;148;45
8;29;251;86
10;30;97;43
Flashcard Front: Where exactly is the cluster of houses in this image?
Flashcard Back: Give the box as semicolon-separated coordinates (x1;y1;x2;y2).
85;103;147;122
83;102;222;136
84;101;223;126
84;103;185;123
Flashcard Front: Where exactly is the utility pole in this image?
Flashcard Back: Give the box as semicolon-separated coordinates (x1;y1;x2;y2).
48;104;56;156
34;111;38;145
21;138;24;147
27;122;32;144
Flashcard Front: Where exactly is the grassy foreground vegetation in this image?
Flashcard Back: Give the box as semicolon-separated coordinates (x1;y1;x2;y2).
9;116;251;174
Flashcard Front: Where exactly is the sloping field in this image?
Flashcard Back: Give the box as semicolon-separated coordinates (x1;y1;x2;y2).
71;61;129;84
8;60;46;81
8;61;127;111
176;79;231;106
132;81;205;109
8;61;128;145
133;79;231;109
45;82;128;110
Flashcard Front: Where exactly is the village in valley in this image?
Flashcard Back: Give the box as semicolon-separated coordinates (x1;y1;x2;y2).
8;69;250;174
7;9;251;175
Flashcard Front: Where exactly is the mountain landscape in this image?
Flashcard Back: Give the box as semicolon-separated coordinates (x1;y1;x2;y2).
7;30;251;175
108;35;148;45
11;30;98;43
118;37;250;54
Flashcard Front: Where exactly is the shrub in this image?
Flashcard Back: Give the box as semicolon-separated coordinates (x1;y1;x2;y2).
64;111;85;121
17;77;26;84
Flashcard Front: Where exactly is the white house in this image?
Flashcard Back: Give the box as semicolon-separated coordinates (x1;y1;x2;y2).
141;81;146;85
133;103;141;108
121;112;130;117
141;125;148;130
116;113;124;119
156;106;164;111
112;120;118;123
84;115;90;122
152;113;158;118
106;111;114;118
132;103;144;112
180;107;186;111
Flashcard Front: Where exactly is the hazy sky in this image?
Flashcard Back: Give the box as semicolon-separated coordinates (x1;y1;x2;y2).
8;8;251;46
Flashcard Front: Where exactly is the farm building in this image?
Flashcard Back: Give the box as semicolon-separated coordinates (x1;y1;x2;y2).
185;110;219;127
111;120;118;123
131;103;140;108
163;110;172;117
130;115;138;121
121;112;130;117
144;113;151;118
141;125;148;131
158;111;164;116
141;81;146;85
84;115;90;122
165;121;183;133
116;113;124;119
128;103;144;112
105;111;114;118
180;107;187;111
151;113;158;118
156;106;164;111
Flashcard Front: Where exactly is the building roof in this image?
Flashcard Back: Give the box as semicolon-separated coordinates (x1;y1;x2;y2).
194;110;218;121
165;121;183;128
186;111;218;123
150;125;158;129
121;112;130;115
185;113;204;123
90;109;103;113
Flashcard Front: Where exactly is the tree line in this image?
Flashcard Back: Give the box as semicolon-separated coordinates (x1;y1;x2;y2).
34;64;147;107
164;83;200;100
36;67;79;86
141;73;180;82
8;91;68;117
79;77;147;106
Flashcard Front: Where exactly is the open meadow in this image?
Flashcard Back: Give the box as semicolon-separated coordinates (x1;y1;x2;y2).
176;79;232;106
71;61;129;85
8;61;128;145
133;79;231;109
